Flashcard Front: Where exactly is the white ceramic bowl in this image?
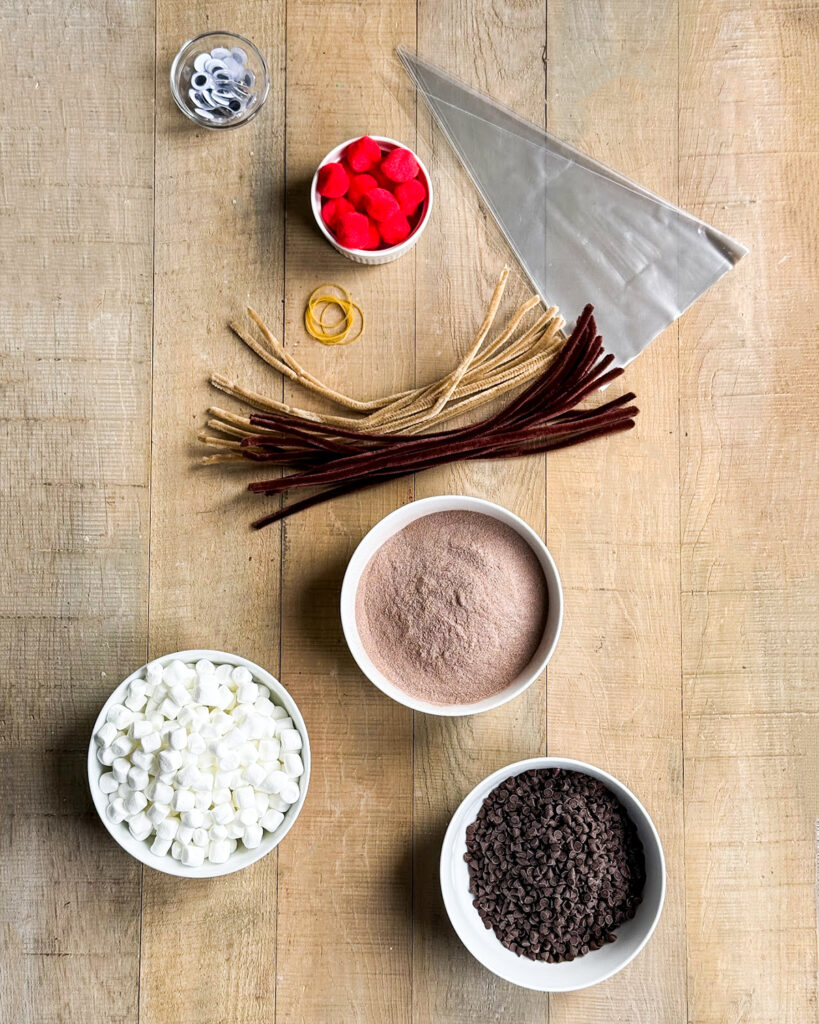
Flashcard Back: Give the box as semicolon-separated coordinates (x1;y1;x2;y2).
440;757;666;991
340;496;563;716
310;135;433;265
87;649;310;878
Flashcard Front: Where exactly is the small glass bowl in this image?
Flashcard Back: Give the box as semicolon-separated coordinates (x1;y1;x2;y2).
170;31;270;130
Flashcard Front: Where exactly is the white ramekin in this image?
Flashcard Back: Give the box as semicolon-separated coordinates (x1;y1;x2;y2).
87;649;310;878
440;757;666;991
310;135;433;265
340;495;563;716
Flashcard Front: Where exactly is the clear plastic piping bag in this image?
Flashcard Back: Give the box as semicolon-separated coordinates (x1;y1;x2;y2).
398;47;747;366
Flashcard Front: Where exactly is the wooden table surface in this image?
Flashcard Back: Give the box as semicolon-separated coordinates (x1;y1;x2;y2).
2;1;817;1022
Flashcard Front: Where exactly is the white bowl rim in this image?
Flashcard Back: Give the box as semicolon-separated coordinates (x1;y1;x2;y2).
340;495;563;716
439;755;667;991
310;135;434;257
87;649;310;878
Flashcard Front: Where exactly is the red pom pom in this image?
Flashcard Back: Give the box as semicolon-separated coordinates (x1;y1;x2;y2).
380;147;419;183
321;196;354;229
363;219;382;250
347;173;378;209
316;162;350;198
345;136;383;173
394;178;426;216
334;211;371;249
364;187;400;222
379;210;411;246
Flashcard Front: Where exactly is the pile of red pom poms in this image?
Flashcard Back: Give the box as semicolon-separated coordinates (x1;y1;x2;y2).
316;137;428;251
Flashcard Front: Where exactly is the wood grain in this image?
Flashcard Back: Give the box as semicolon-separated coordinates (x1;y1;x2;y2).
0;1;153;1021
545;3;688;1021
2;1;817;1021
411;3;551;1021
273;3;417;1022
679;2;819;1021
139;4;286;1023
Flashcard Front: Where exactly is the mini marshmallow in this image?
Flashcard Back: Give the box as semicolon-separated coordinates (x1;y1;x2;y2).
274;717;294;735
242;763;266;788
213;685;233;711
151;836;172;857
106;799;128;824
112;756;131;783
195;659;215;677
169;727;188;750
208;840;232;864
146;660;164;686
124;691;147;712
260;809;284;832
110;735;134;758
191;773;214;793
237;807;258;828
231;665;253;687
99;772;119;795
192;827;209;848
226;822;244;839
124;790;148;816
129;678;148;698
283;753;304;778
280;729;302;752
158;698;180;720
187;733;206;756
97;747;116;766
130;719;153;740
259;738;280;762
269;704;288;720
194;792;212;811
126;765;149;791
128;812;152;841
96;721;118;747
156;817;180;840
243;716;267;740
180;809;204;828
141;731;162;754
106;704;133;730
209;824;228;841
212;787;231;806
177;764;199;788
254;697;275;717
242;824;263;849
147;780;174;804
280;780;300;805
261;771;288;795
177;825;195;845
181;844;205;867
193;678;220;705
163;659;192;688
213;663;233;685
131;750;155;772
158;748;183;773
268;794;290;813
147;802;170;825
218;751;241;773
236;681;259;704
210;710;233;735
234;785;256;809
177;705;198;729
211;803;235;826
254;792;269;815
157;770;177;785
239;742;260;764
117;783;131;801
171;840;183;860
172;789;195;813
169;683;192;708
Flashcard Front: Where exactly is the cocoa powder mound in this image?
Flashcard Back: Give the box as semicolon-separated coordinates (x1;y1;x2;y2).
355;510;548;704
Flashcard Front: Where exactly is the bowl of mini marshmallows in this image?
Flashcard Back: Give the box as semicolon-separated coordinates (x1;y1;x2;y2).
440;757;665;991
88;650;309;877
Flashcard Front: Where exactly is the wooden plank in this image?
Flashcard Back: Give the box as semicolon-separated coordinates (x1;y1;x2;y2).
678;2;819;1021
411;3;551;1019
544;3;688;1021
273;3;417;1022
0;1;154;1021
139;5;286;1023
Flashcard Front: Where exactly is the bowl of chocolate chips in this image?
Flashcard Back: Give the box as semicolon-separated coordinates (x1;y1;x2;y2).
440;757;666;991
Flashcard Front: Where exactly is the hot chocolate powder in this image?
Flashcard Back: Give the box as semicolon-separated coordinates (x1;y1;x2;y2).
355;510;548;704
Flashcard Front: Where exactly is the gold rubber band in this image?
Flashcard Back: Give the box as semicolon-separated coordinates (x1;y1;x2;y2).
303;284;365;346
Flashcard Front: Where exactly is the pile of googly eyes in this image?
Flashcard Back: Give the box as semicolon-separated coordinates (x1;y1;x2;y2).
187;45;257;124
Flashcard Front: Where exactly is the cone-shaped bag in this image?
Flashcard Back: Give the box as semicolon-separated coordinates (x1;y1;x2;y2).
398;47;747;365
